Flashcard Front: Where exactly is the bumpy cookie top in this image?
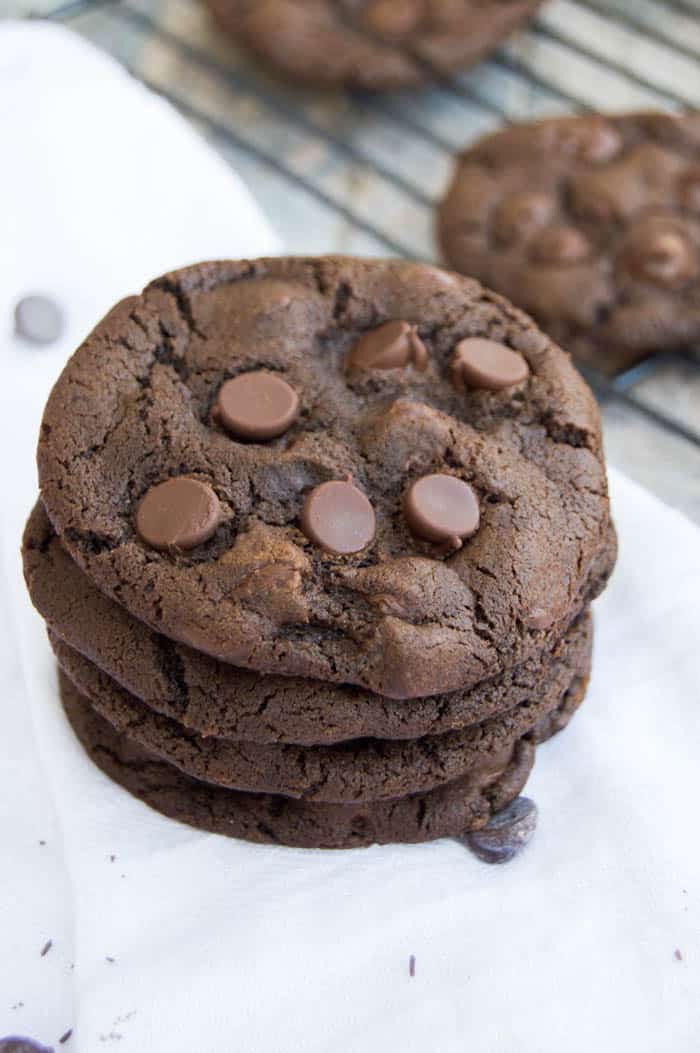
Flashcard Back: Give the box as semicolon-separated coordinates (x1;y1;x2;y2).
38;256;610;699
205;0;544;89
438;112;700;373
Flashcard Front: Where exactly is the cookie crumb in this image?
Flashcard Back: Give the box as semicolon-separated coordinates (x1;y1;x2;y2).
59;1029;73;1044
409;954;416;978
40;940;53;958
674;949;683;962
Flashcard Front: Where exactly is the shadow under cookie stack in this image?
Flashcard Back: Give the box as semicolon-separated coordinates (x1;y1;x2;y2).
23;257;616;851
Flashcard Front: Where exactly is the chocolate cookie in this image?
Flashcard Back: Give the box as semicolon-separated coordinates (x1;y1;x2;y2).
205;1;544;90
52;633;588;803
37;257;613;699
60;671;559;848
24;502;601;745
438;112;700;373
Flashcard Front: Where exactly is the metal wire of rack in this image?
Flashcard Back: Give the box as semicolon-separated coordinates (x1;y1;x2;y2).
17;0;700;520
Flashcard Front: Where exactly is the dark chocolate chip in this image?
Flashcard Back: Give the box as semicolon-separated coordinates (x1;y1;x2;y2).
346;321;428;373
301;480;376;555
136;478;222;551
215;371;299;440
450;338;529;392
14;296;64;346
0;1039;55;1053
404;473;479;545
462;796;538;864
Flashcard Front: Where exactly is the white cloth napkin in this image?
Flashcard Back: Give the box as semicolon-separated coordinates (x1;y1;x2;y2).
1;22;699;1053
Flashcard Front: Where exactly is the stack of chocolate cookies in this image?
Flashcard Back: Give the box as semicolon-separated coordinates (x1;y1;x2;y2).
23;257;616;849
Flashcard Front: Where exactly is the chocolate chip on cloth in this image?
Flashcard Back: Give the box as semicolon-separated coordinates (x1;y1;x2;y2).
36;257;614;699
23;502;601;746
462;796;538;864
438;112;700;374
203;0;545;90
58;671;544;849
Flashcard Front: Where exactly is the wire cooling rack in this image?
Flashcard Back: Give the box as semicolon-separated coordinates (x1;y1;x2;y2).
15;0;700;522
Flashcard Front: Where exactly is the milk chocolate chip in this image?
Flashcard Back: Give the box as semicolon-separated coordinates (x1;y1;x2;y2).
347;321;428;373
404;474;480;545
301;480;376;555
136;477;222;551
450;338;529;392
216;371;299;440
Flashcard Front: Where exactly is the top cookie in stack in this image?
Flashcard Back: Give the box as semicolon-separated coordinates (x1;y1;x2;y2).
24;257;616;849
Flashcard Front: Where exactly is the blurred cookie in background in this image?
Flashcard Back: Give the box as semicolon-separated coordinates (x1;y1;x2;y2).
205;0;545;90
438;112;700;375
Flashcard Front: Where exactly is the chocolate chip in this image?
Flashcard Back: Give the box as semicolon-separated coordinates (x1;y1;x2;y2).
215;371;299;440
346;321;428;373
492;191;555;246
462;796;538;864
622;224;698;288
136;478;222;551
301;480;376;555
14;296;64;346
529;226;590;265
404;474;479;545
450;338;529;392
0;1039;55;1053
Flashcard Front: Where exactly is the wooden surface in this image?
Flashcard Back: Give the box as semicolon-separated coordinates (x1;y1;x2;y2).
9;0;700;524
